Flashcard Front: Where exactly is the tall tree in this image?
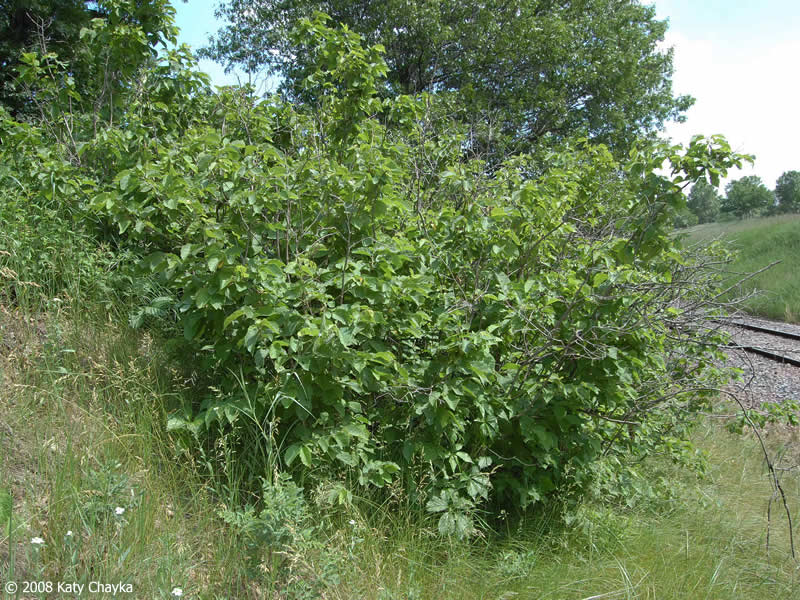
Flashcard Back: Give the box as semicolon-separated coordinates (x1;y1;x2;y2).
687;179;721;223
722;176;775;219
1;0;178;122
0;0;101;118
775;170;800;214
200;0;693;158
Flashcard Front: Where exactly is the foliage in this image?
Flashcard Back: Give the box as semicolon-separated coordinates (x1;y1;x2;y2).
201;0;693;159
0;106;105;308
12;0;180;168
0;0;99;118
687;179;721;224
219;472;342;596
2;7;748;536
722;175;775;219
2;0;179;126
0;0;202;311
775;170;800;214
220;473;312;561
672;206;698;229
726;399;800;435
5;306;800;598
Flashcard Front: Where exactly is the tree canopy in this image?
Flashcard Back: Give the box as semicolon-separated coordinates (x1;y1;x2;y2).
775;170;800;214
722;176;775;219
201;0;693;158
687;179;721;224
0;0;100;118
1;0;178;122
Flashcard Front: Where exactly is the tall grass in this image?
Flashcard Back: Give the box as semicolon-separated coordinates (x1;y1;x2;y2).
2;302;799;598
0;305;263;597
328;421;800;600
683;214;800;322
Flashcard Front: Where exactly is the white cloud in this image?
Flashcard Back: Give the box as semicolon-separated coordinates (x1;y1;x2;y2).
661;30;800;189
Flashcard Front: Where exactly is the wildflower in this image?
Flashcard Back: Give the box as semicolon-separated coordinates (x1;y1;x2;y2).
348;519;356;526
171;588;183;597
66;530;73;537
30;536;45;545
114;507;125;516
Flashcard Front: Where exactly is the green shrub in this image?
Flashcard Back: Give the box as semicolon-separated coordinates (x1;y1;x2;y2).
220;473;342;597
3;14;748;535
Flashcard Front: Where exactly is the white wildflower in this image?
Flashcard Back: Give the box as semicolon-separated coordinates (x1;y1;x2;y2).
30;536;45;545
66;530;73;537
348;519;356;526
171;587;183;597
114;506;125;516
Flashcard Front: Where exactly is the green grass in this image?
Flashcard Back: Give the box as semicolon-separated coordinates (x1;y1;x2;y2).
682;214;800;323
2;304;799;599
0;306;260;597
332;424;800;600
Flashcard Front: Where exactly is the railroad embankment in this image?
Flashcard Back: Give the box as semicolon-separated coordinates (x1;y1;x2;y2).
685;215;800;323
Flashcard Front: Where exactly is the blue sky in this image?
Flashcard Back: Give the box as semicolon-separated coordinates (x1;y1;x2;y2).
172;0;800;188
172;0;240;87
656;0;799;42
654;0;800;188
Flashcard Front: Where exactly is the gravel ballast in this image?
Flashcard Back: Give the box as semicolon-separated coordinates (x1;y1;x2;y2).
719;320;800;408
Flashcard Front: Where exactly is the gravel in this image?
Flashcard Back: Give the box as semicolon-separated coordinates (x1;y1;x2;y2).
719;321;800;408
724;325;800;364
727;315;800;338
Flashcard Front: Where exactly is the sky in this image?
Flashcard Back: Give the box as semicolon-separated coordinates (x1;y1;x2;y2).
172;0;242;89
654;0;800;189
172;0;800;190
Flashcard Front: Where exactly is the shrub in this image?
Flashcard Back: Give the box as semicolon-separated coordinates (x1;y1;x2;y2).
3;15;748;535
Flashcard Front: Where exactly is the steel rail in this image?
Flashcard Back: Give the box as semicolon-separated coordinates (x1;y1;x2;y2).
714;319;800;342
729;344;800;368
715;318;800;367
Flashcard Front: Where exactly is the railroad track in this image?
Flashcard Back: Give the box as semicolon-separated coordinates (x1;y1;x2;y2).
715;318;800;367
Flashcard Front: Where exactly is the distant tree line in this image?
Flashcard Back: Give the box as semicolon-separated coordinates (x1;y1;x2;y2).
675;169;800;227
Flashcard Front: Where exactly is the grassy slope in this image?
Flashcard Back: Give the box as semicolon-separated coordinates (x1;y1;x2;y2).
682;214;800;323
2;306;799;599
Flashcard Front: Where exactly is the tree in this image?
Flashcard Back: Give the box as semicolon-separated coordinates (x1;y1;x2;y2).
1;0;179;123
0;0;102;119
200;0;692;159
775;170;800;214
687;179;721;223
722;176;775;219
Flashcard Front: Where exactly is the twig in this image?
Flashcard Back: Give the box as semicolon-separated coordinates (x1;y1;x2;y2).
717;388;795;559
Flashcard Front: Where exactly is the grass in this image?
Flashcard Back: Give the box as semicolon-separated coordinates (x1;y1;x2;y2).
682;214;800;323
0;304;260;597
2;301;800;598
335;425;800;600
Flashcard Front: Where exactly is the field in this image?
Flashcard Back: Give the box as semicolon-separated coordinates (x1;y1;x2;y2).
682;215;800;323
2;305;799;599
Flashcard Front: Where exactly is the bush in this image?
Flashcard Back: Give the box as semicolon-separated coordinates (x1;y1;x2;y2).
0;111;102;308
3;15;748;535
219;473;341;596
